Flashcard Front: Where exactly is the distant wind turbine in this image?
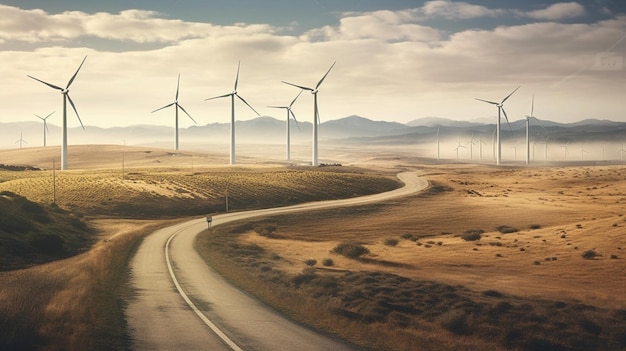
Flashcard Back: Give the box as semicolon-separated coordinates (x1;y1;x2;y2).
600;145;605;161
561;142;569;160
581;146;588;160
476;86;520;165
436;126;440;161
524;94;546;165
27;56;87;170
465;135;477;160
35;111;54;147
454;139;467;161
283;62;336;166
478;136;487;161
15;132;27;149
206;61;260;165
620;144;626;162
268;90;302;161
152;74;196;151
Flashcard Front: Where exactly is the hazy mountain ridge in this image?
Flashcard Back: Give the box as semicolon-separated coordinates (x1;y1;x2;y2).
2;116;626;149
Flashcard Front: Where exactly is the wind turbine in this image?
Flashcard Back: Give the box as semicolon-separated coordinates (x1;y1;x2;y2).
35;111;54;147
581;146;588;160
524;94;546;164
454;140;467;161
465;135;477;160
152;74;196;151
27;56;87;170
478;136;487;161
282;62;336;166
561;142;569;160
436;126;440;161
268;90;302;161
475;86;520;165
620;144;625;162
206;61;260;165
15;132;27;149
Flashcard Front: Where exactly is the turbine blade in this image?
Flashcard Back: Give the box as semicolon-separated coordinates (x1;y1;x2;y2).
530;93;534;117
315;62;336;89
176;74;180;101
236;94;260;116
282;81;313;91
66;56;87;89
151;102;176;113
290;110;301;132
27;75;63;91
501;85;520;104
177;104;196;124
44;121;49;132
475;98;498;105
501;107;512;131
234;61;240;91
45;111;55;119
205;93;233;101
289;89;303;107
532;116;546;129
66;94;85;130
267;105;287;109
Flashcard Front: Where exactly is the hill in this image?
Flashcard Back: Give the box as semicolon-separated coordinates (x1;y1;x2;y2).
0;191;92;270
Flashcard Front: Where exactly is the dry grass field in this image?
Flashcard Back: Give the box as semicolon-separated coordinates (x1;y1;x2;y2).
198;163;626;351
2;144;626;350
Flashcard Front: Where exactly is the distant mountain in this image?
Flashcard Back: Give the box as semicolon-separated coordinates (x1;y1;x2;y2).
321;115;408;137
407;117;485;128
2;116;626;150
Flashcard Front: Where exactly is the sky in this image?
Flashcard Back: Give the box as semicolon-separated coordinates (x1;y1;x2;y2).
0;1;625;128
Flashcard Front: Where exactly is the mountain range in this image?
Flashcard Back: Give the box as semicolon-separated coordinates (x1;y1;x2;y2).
2;115;626;150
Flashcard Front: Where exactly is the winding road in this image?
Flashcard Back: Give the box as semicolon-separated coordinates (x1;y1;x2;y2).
126;171;428;350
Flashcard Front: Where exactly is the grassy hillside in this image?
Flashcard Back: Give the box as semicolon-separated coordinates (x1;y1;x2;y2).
0;166;399;218
0;191;93;270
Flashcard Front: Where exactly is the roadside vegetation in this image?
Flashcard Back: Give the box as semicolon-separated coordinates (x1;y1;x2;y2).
0;164;399;350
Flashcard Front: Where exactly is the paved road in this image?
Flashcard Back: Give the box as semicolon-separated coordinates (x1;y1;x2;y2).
126;172;428;350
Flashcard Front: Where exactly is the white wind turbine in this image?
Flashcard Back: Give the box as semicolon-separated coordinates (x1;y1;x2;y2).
436;126;440;161
152;74;196;151
206;61;260;165
15;132;27;149
35;111;54;147
476;86;520;165
561;142;569;160
282;62;336;166
620;144;625;162
268;90;302;161
581;145;588;160
454;139;467;160
27;56;87;170
524;94;546;165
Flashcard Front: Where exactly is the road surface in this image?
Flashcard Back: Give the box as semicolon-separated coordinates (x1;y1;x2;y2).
126;171;428;350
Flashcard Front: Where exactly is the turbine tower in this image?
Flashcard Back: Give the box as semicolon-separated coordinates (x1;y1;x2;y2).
27;56;87;170
268;90;302;161
282;62;336;166
35;111;54;147
524;94;545;165
475;86;520;165
206;61;260;165
151;74;196;151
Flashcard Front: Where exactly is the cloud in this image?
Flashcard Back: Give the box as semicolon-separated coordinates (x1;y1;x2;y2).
421;0;505;19
526;2;586;20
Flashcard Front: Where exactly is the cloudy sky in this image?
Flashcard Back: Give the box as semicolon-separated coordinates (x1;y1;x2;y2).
1;1;624;128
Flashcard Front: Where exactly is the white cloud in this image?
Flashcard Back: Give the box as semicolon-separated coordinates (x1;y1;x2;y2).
0;4;624;130
526;2;586;20
421;0;505;19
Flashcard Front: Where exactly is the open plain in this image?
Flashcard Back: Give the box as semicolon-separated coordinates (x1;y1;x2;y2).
1;143;625;350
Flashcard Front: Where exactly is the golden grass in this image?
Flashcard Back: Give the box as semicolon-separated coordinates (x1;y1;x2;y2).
0;218;183;350
198;164;626;350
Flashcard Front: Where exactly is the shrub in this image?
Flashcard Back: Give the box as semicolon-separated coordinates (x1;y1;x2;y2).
254;224;278;238
401;233;416;241
438;310;468;335
384;238;399;247
461;229;484;241
582;250;598;259
529;224;542;230
332;242;370;259
496;225;518;234
322;258;334;266
304;259;317;266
